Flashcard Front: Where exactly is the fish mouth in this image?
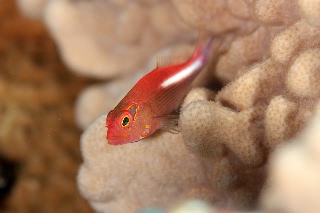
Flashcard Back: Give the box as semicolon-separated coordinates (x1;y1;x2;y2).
106;132;129;145
106;132;116;145
107;140;118;145
106;134;119;145
107;134;141;145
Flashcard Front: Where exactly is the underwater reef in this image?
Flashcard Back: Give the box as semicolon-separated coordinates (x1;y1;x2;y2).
14;0;320;212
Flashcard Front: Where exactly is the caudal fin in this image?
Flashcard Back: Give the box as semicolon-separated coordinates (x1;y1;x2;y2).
192;31;222;64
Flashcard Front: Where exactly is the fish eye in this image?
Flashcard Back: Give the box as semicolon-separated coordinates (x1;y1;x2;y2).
121;116;130;127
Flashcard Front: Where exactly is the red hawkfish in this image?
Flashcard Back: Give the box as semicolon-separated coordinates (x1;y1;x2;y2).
106;35;219;145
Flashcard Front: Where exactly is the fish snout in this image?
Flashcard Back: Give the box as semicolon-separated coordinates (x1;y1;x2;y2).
106;130;130;145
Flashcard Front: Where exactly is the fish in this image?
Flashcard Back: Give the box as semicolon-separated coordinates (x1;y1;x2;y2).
106;34;220;145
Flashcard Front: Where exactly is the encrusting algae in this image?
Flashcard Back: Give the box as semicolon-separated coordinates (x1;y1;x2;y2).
13;0;320;213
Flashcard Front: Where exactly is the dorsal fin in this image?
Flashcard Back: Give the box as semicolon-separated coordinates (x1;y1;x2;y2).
156;56;188;68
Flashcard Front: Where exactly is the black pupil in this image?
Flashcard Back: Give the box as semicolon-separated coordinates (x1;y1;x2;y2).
122;116;129;126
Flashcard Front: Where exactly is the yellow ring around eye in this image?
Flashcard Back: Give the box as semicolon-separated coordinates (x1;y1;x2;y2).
121;116;130;127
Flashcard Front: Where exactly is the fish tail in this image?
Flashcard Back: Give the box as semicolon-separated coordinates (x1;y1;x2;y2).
192;31;221;64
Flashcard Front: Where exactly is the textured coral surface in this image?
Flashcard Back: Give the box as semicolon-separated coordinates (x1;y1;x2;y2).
73;0;320;212
18;0;195;78
16;0;320;212
78;115;217;213
0;1;92;212
261;101;320;213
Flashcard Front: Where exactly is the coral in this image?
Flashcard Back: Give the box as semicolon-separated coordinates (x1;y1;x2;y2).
298;0;320;27
168;200;215;213
14;0;320;212
172;0;283;84
18;0;194;78
181;100;264;166
140;200;256;213
172;0;252;34
286;48;320;98
215;27;272;84
175;5;320;213
78;87;265;212
16;0;48;18
261;101;320;213
180;44;319;166
270;20;320;64
180;89;266;207
178;0;320;159
77;114;217;213
177;1;320;212
0;1;92;212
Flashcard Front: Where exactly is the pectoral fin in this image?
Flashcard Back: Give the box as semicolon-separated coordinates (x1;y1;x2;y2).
156;114;180;134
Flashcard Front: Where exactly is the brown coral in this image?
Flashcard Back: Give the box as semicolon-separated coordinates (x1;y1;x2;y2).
0;1;92;212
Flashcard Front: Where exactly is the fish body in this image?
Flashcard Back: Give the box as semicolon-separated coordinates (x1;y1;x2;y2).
106;36;218;145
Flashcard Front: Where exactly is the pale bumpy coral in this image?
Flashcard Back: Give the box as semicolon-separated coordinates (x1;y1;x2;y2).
180;45;318;167
180;0;320;160
16;0;48;18
77;115;217;213
18;0;194;78
298;0;320;27
178;1;320;213
286;48;320;98
180;89;266;208
171;0;293;84
261;101;320;213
